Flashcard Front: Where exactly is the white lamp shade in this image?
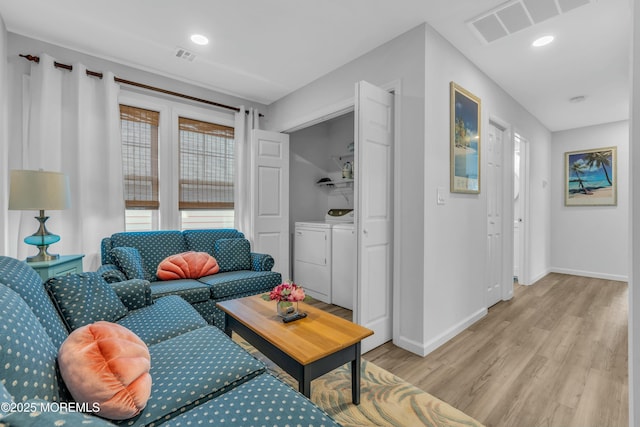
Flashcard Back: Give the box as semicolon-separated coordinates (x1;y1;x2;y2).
8;170;71;211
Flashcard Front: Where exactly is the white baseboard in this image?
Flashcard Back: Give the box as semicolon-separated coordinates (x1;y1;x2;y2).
395;308;487;357
550;267;628;282
528;269;551;285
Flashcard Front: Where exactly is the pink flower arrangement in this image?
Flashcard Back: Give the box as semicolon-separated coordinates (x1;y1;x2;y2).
268;282;306;303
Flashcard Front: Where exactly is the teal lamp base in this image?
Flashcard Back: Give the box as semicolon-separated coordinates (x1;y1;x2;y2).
24;212;61;262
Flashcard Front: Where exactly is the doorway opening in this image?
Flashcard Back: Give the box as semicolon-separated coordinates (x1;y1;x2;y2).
288;111;355;323
513;132;530;286
282;80;399;354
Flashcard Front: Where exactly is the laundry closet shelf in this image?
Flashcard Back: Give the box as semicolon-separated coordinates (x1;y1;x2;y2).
330;153;354;169
316;179;354;189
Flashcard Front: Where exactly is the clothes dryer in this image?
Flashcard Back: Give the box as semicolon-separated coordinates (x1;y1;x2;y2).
293;221;331;303
331;223;355;310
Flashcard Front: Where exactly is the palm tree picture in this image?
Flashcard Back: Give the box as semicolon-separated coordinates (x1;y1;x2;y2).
584;150;612;185
565;147;617;206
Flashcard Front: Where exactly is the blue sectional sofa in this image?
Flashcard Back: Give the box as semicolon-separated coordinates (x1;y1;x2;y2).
99;229;282;327
0;256;339;427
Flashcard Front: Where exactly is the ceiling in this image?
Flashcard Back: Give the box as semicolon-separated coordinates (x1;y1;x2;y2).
0;0;631;131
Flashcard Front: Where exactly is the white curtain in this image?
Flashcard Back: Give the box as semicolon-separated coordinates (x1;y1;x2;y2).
16;54;124;270
234;106;260;241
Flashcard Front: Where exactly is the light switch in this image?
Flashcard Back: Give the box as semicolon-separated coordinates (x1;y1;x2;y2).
437;187;446;205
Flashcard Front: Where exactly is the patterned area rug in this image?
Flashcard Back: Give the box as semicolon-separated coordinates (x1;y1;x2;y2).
234;336;484;427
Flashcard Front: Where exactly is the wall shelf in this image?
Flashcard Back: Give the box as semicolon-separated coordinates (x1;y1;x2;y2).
330;153;354;169
316;178;354;189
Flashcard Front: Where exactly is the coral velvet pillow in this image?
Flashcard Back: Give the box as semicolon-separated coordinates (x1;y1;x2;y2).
58;321;151;420
156;251;219;280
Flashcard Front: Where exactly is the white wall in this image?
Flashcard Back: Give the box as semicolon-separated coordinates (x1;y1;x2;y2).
0;15;7;255
629;1;639;425
267;24;427;352
551;121;629;281
269;22;553;357
289;122;332;229
422;25;552;354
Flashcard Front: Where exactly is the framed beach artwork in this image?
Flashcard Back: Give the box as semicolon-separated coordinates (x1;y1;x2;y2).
564;146;617;206
450;82;481;193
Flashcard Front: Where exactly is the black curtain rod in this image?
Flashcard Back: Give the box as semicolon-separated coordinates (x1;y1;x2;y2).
19;54;263;117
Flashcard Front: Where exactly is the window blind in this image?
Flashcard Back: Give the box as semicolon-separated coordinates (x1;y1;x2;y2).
178;117;235;209
120;105;160;209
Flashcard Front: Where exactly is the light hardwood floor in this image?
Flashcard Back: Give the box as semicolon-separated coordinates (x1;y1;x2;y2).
311;273;628;427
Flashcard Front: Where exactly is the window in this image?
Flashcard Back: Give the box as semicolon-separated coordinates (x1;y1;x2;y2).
119;97;236;231
119;105;160;209
178;117;235;209
178;117;235;230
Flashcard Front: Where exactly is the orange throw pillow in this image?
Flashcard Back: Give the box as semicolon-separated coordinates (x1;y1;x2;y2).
156;251;220;280
58;321;151;420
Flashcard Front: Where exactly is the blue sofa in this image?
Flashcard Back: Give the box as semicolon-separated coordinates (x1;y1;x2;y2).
0;256;339;427
99;229;282;327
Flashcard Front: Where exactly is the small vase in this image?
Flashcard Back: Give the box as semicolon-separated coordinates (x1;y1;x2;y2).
277;300;298;319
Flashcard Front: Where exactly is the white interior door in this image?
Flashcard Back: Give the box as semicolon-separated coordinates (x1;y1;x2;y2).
250;129;290;280
486;123;504;307
513;138;521;279
515;134;530;286
355;80;393;353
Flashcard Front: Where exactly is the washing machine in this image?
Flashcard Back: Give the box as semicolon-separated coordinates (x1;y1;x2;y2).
294;221;332;303
331;222;355;310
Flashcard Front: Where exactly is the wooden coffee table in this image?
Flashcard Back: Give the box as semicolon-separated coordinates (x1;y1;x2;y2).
216;295;373;404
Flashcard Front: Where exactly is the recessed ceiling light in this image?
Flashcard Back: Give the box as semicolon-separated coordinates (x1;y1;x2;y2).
532;35;554;47
190;34;209;46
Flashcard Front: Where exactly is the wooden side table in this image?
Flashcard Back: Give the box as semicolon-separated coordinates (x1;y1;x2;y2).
27;254;85;281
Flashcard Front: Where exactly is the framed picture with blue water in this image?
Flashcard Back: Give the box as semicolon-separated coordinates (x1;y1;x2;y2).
450;82;481;194
565;146;617;206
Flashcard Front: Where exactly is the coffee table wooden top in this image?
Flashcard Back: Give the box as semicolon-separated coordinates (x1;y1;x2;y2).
217;295;373;365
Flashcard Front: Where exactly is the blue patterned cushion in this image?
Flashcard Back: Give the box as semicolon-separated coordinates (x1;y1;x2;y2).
0;256;69;349
200;270;281;299
45;273;128;330
161;373;340;427
0;283;60;403
214;238;252;272
183;229;245;256
116;295;207;346
250;253;275;271
119;326;265;427
149;279;211;303
192;300;216;325
98;264;128;283
0;399;117;426
110;279;152;311
110;247;146;280
110;231;188;281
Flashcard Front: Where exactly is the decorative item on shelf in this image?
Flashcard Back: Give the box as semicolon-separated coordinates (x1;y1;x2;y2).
8;169;71;262
342;161;353;179
262;281;309;322
316;177;334;187
347;141;354;153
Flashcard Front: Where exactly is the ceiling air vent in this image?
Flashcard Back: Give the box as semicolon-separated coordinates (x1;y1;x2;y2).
468;0;592;44
175;47;196;62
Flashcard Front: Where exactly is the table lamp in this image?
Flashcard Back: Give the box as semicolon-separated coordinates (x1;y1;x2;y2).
8;169;71;262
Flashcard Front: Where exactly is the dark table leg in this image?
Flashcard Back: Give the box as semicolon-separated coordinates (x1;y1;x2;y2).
300;365;311;398
351;342;361;405
224;314;232;338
